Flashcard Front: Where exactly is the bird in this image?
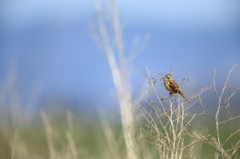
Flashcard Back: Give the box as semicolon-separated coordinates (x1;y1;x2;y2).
162;73;190;103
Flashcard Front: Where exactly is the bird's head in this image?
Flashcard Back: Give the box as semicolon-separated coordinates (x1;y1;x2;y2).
161;73;173;82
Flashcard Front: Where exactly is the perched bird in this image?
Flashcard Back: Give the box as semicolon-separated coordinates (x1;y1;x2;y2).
162;73;190;103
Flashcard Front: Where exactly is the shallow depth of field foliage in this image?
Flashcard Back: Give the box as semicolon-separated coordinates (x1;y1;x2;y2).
0;65;239;159
1;1;240;159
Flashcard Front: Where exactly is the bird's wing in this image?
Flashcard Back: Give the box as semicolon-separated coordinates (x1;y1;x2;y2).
168;80;179;93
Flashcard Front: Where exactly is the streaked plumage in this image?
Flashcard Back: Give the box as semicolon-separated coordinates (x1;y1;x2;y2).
163;74;189;103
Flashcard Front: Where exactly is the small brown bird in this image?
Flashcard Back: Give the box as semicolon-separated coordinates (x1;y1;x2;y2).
163;73;190;103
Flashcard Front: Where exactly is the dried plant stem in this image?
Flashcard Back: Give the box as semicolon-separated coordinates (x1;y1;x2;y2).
11;130;18;159
40;111;57;159
213;64;239;158
98;109;122;159
134;65;240;159
93;1;136;158
66;112;78;159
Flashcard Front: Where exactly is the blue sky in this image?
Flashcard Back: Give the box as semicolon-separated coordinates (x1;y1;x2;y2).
0;0;240;110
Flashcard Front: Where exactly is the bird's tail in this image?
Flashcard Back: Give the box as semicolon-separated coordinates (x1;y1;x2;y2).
182;95;190;103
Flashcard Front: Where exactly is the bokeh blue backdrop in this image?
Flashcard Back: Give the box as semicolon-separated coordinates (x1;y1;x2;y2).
0;0;240;113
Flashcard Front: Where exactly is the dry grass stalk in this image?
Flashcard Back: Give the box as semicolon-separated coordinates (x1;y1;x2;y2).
90;0;150;158
41;111;57;159
133;65;240;159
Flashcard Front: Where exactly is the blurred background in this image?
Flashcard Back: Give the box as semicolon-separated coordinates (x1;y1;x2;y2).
0;0;240;158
